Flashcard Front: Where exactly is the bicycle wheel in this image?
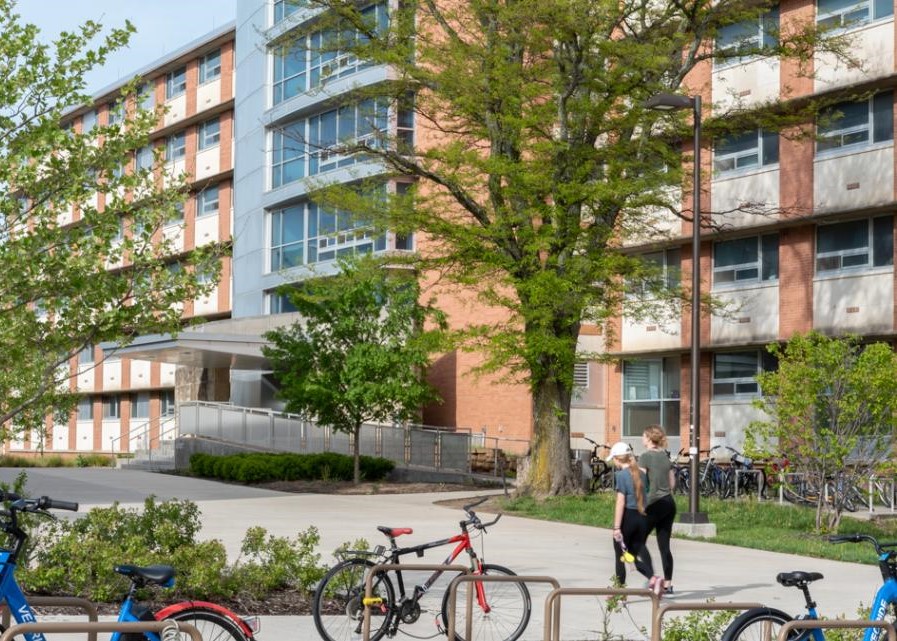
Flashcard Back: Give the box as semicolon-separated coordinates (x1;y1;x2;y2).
440;563;531;641
314;558;396;641
721;607;804;641
163;608;250;641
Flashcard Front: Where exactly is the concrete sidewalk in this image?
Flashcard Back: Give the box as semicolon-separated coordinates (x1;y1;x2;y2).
0;468;884;640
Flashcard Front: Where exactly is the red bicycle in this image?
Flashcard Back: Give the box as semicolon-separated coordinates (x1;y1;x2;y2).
312;496;531;641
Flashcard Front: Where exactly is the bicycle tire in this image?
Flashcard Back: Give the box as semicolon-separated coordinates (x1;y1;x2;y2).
162;607;251;641
440;563;532;641
721;607;806;641
313;557;396;641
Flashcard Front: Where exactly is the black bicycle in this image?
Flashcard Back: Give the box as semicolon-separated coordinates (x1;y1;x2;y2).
584;438;614;493
312;497;531;641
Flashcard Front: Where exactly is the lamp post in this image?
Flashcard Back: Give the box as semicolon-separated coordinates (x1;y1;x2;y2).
645;92;709;525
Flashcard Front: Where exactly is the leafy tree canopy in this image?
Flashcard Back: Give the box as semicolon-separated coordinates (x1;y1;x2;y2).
749;332;897;531
282;0;855;494
0;3;220;438
262;254;446;483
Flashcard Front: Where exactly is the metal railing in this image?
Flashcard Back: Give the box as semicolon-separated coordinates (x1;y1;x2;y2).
180;401;476;473
109;415;177;454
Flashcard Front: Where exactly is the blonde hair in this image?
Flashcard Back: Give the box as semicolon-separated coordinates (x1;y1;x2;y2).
643;424;668;449
616;453;646;514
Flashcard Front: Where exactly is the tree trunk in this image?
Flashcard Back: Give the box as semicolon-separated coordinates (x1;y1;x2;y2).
519;377;577;497
353;423;362;485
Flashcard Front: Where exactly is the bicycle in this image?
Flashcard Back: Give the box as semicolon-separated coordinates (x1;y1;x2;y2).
584;438;614;493
0;490;258;641
720;533;897;641
699;446;735;499
312;496;531;641
729;449;767;499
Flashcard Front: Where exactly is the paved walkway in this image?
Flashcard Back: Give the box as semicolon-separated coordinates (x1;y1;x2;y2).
0;468;884;640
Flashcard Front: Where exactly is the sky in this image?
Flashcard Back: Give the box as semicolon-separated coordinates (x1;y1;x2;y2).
15;0;237;95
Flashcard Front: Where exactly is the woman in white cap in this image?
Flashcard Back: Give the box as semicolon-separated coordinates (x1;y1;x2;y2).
608;441;663;597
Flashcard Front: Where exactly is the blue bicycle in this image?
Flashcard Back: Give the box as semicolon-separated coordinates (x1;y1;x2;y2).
721;534;897;641
0;490;258;641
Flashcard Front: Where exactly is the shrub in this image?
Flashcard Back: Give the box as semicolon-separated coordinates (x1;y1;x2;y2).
74;453;115;468
189;452;394;483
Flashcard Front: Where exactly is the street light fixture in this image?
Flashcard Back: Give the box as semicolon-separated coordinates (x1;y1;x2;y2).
645;92;709;525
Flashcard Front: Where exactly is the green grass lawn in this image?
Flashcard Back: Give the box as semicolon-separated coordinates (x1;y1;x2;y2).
500;493;897;564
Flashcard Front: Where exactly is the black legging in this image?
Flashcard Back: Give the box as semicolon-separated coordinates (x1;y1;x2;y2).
612;507;654;585
643;494;676;582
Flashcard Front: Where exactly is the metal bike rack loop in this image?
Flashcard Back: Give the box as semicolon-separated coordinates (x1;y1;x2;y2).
651;602;763;641
1;596;100;641
778;619;897;641
363;563;469;641
543;586;658;641
445;574;559;641
0;620;203;641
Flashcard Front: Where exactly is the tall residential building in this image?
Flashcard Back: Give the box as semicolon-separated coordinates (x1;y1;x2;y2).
603;0;897;454
7;24;236;455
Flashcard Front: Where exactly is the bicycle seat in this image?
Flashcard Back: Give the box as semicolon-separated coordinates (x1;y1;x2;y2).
777;571;824;587
114;564;176;586
377;526;413;538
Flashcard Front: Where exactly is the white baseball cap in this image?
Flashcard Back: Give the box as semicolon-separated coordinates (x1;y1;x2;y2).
606;442;632;461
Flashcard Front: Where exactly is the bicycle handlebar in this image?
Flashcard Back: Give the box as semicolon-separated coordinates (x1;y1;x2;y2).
462;496;489;513
0;492;78;513
828;534;897;555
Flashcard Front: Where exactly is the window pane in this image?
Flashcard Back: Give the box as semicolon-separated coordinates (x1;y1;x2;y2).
761;234;779;281
715;237;758;268
818;219;867;253
623;402;661;437
717;130;758;156
873;91;893;143
873;216;894;267
820;100;868;135
762;130;779;164
715;352;758;379
875;0;894;19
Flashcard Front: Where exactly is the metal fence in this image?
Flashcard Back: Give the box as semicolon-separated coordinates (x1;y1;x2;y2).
179;401;473;473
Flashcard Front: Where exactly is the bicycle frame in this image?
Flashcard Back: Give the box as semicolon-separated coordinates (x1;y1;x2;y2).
385;527;489;610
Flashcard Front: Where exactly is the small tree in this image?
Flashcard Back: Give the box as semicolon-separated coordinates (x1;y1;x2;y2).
263;255;446;484
750;332;897;531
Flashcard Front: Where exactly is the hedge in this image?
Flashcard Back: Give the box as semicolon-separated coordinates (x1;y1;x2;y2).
189;451;394;483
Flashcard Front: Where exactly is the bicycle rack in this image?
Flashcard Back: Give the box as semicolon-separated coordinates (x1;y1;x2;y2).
0;596;100;641
543;586;658;641
650;601;763;641
0;620;204;641
363;563;470;641
777;619;897;641
444;574;559;641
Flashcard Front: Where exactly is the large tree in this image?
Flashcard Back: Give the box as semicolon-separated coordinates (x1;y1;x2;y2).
286;0;853;494
263;255;445;484
0;4;219;440
749;332;897;532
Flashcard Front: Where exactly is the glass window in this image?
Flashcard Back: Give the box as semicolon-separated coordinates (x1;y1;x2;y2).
621;358;680;437
627;248;681;298
136;145;154;171
273;42;307;104
274;0;300;24
160;390;175;417
817;0;893;30
818;91;893;153
106;101;123;126
196;184;220;217
78;345;94;365
131;392;150;419
198;118;220;150
81;109;97;133
713;351;778;398
271;122;306;188
816;215;894;273
199;49;221;84
77;397;93;421
267;290;299;314
139;82;155;110
166;131;187;162
713;234;779;287
716;7;780;64
270;205;305;271
103;395;121;419
166;67;187;99
306;4;388;89
714;129;779;174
